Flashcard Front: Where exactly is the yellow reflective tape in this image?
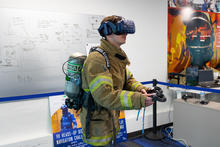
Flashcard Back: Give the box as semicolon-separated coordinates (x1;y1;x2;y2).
83;136;112;146
89;76;112;93
126;68;132;80
134;83;142;90
82;126;120;146
126;68;129;80
127;92;133;108
120;91;133;109
89;76;111;87
82;132;112;146
82;63;85;73
84;89;90;92
129;72;132;79
91;81;112;93
131;82;142;91
120;91;126;108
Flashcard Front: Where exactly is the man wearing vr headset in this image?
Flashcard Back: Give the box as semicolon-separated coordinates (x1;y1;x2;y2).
80;15;153;146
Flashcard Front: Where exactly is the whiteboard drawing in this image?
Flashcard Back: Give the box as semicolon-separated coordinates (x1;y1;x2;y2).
39;33;49;43
0;45;18;67
61;23;83;45
89;15;103;30
86;15;103;43
22;39;36;51
6;17;29;38
0;8;103;98
17;73;33;83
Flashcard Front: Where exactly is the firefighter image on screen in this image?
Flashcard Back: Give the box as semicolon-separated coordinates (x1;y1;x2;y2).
60;104;77;131
184;11;214;85
168;9;220;85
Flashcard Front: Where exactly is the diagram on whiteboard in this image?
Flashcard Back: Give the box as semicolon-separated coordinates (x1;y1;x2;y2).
86;15;104;43
0;8;103;98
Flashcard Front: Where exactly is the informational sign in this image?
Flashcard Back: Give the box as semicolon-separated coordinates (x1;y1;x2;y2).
49;95;128;147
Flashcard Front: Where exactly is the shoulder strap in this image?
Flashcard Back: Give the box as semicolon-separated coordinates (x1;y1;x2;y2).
90;47;110;69
85;47;110;139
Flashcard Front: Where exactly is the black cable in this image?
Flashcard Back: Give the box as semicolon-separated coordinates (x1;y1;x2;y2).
62;59;71;76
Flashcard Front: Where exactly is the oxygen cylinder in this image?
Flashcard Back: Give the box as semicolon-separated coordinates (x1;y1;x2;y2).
64;52;86;110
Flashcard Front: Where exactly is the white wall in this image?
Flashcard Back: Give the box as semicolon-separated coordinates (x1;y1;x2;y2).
0;0;170;146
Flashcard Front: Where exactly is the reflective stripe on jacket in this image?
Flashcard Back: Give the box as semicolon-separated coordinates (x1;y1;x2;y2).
80;39;149;146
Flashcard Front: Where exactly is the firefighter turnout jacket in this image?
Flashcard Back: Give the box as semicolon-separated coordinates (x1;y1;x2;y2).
80;38;150;146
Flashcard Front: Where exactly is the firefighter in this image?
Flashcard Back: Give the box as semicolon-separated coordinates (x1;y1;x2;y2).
60;104;77;131
80;15;154;146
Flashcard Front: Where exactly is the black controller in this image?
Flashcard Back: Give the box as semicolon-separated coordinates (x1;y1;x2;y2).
148;86;167;102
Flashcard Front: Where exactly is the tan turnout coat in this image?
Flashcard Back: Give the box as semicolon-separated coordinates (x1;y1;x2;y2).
80;39;149;146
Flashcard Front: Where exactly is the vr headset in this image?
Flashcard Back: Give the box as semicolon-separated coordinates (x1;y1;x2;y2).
98;19;135;37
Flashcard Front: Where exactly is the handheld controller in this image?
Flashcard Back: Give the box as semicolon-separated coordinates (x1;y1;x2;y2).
148;86;167;102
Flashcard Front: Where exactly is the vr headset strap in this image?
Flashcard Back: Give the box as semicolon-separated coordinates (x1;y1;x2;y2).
98;21;117;36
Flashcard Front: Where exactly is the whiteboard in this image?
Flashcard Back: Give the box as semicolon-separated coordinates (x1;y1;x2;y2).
0;8;103;98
